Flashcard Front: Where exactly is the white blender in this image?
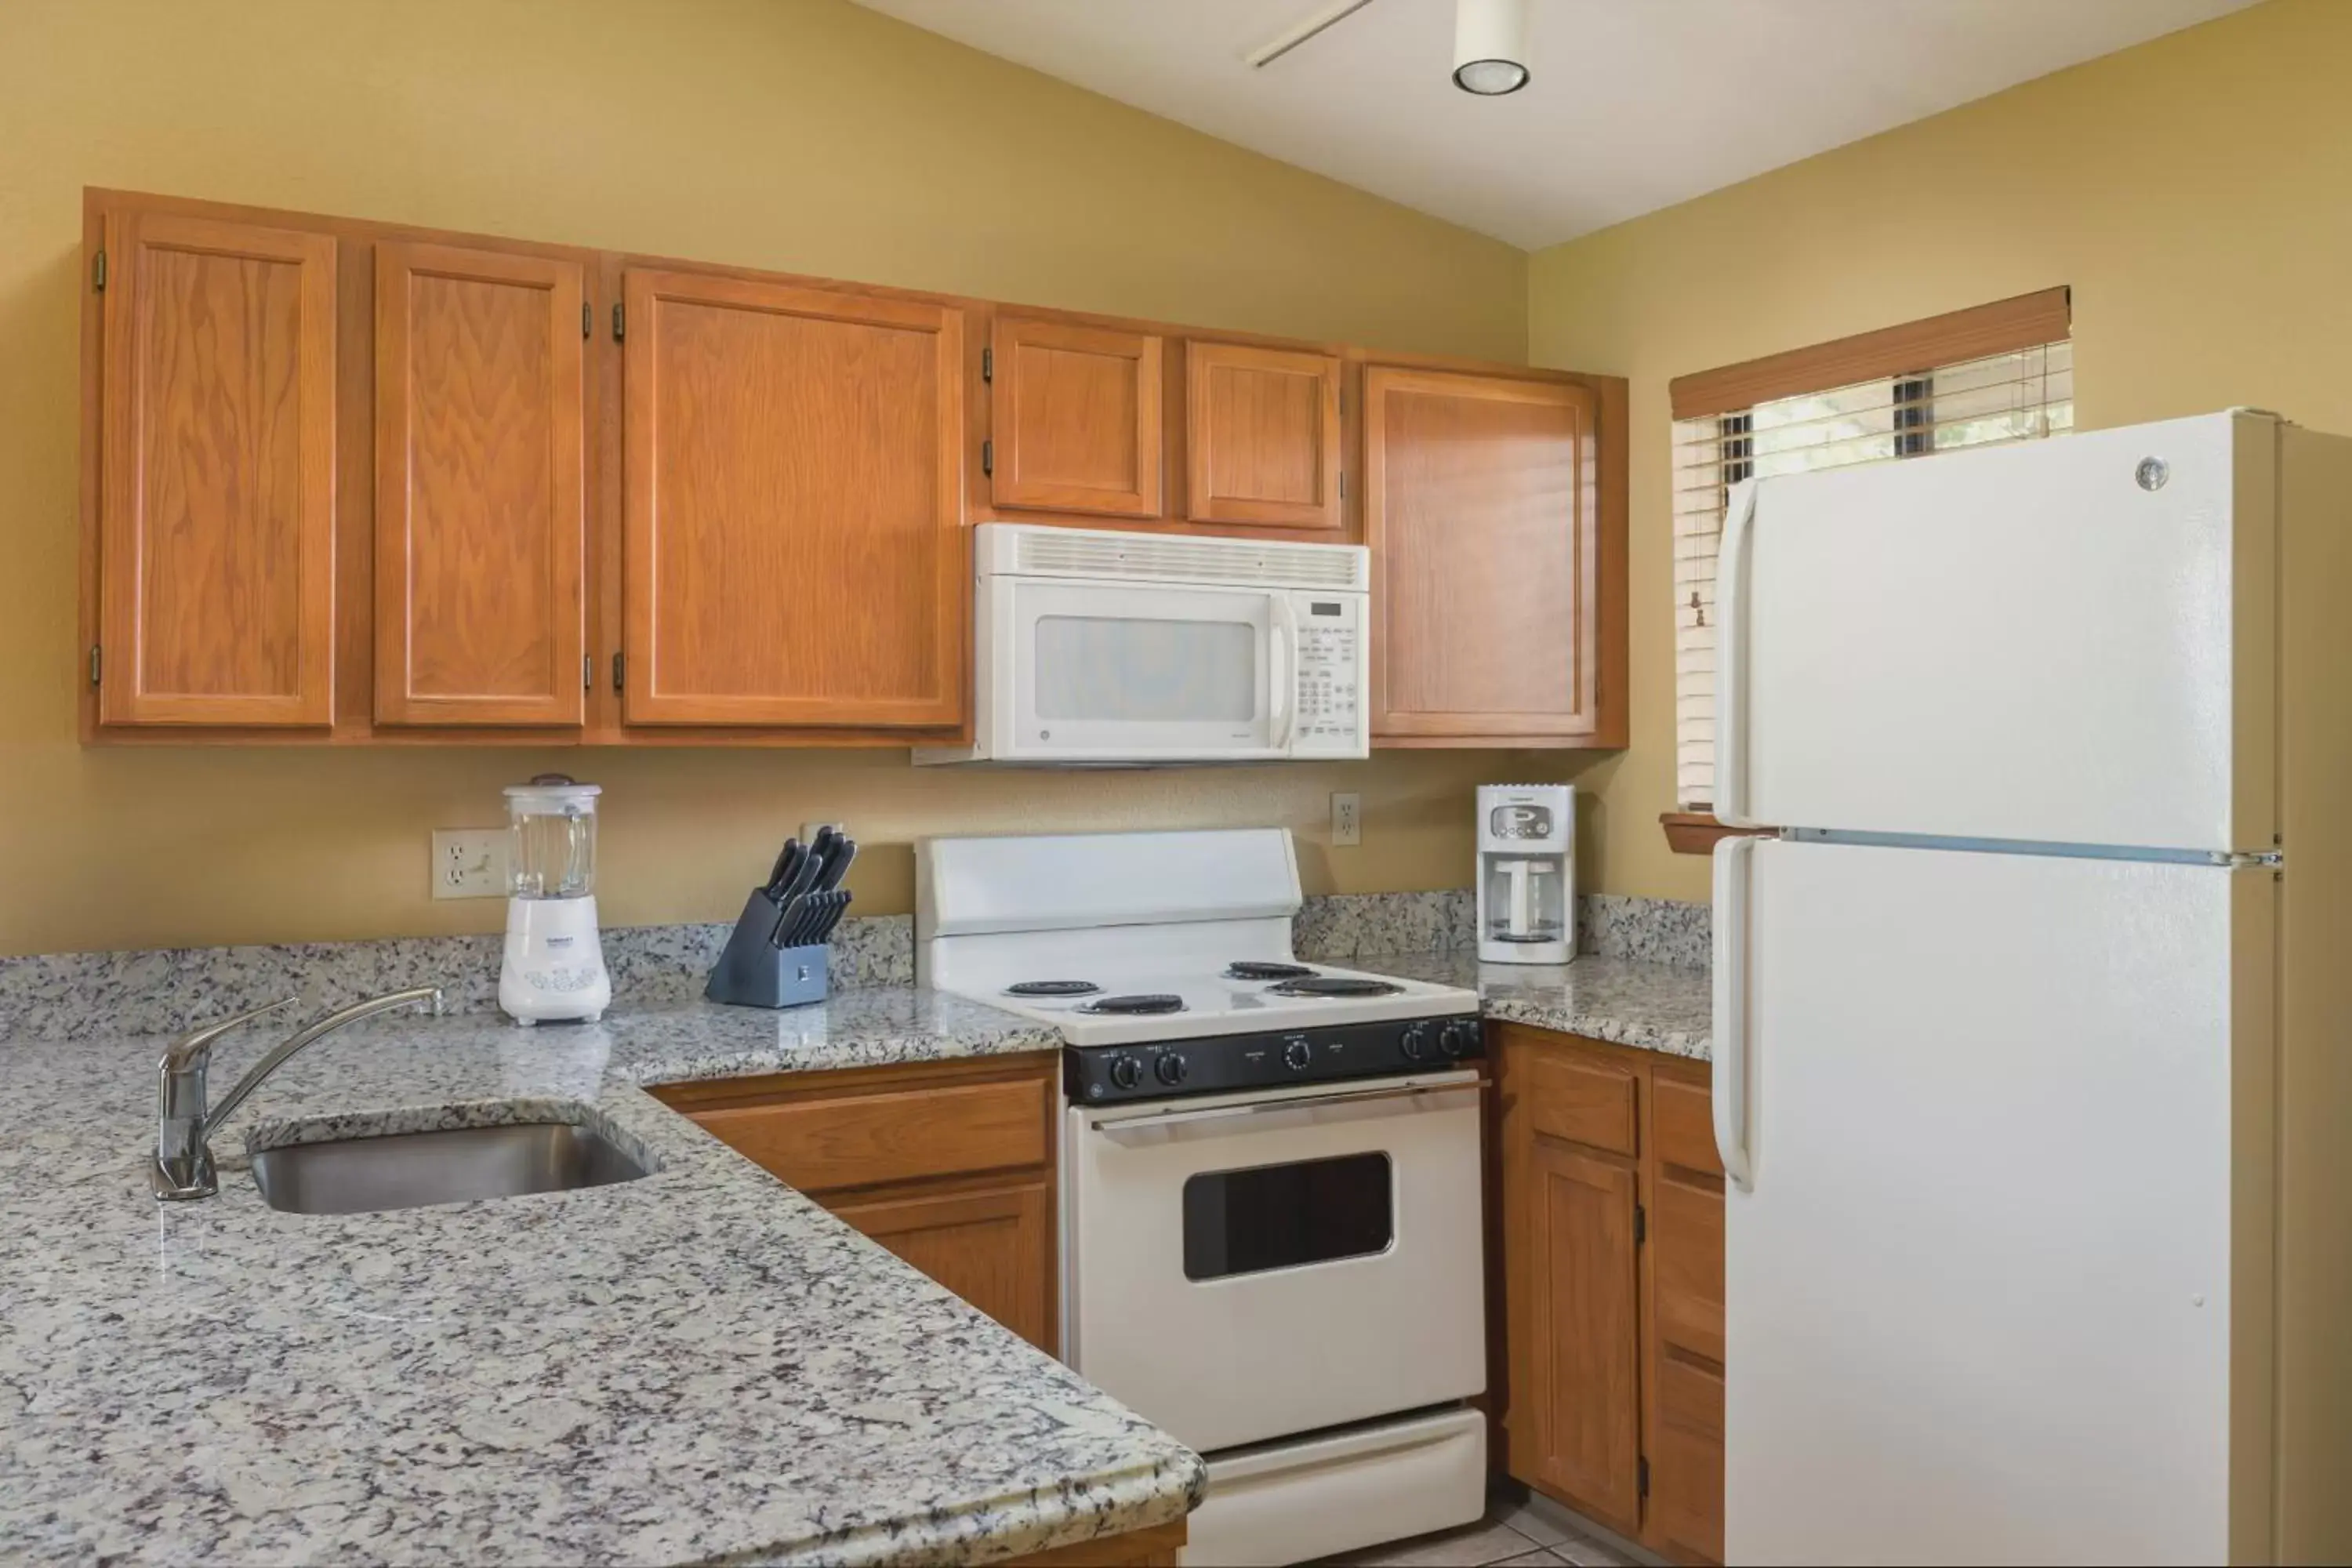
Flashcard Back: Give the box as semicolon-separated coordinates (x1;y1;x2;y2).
1476;783;1574;965
499;775;612;1024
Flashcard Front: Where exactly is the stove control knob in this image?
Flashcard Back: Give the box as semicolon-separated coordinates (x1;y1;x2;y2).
1108;1053;1144;1091
1154;1051;1189;1087
1399;1023;1430;1062
1283;1038;1314;1073
1439;1019;1479;1058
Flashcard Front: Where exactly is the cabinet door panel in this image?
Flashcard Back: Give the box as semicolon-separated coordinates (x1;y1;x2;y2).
100;212;337;725
375;242;585;726
1185;341;1341;530
1654;1168;1727;1365
993;317;1161;517
1650;1349;1727;1564
1366;369;1598;740
623;270;965;727
1525;1138;1643;1528
829;1180;1054;1353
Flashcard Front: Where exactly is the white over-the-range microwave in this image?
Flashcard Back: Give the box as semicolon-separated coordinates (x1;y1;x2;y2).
914;523;1369;766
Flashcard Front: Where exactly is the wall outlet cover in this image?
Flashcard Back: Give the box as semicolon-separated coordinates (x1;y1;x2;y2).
432;829;509;900
1330;792;1362;848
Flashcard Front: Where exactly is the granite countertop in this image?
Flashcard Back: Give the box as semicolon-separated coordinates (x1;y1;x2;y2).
0;990;1203;1566
1368;951;1714;1060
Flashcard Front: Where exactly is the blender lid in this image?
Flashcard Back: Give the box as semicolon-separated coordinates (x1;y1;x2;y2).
505;773;601;808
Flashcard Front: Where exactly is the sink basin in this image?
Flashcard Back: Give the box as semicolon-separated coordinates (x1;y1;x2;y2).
250;1122;648;1215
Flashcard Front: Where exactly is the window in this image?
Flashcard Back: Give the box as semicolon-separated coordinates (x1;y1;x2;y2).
1668;289;2074;820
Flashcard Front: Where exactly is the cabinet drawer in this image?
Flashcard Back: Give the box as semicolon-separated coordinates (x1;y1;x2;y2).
1650;1351;1726;1564
1526;1051;1638;1157
1653;1073;1721;1175
688;1076;1051;1194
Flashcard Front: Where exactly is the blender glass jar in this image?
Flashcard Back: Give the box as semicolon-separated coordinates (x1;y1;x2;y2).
506;776;600;899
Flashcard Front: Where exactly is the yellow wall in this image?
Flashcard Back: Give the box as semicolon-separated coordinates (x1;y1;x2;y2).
1528;0;2352;903
0;0;1532;954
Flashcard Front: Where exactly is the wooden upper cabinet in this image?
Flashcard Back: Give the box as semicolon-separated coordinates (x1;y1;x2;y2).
97;210;338;726
374;242;586;727
1365;368;1615;745
990;315;1162;517
1185;341;1341;531
621;268;966;728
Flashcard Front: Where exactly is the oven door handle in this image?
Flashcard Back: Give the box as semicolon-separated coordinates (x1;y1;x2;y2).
1089;1076;1479;1136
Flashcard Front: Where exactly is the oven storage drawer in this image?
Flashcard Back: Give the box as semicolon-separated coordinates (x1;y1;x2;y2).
1181;1406;1486;1567
1067;1073;1486;1454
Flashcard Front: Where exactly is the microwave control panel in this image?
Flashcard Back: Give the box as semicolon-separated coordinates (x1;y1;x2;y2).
1290;593;1366;753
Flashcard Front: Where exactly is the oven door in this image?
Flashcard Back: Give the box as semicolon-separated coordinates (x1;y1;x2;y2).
1066;1071;1486;1454
987;576;1288;761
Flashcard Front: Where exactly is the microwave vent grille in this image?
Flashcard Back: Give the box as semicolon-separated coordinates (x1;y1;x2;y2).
1010;529;1367;591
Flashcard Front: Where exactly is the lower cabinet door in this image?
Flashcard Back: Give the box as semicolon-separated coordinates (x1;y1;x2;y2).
1646;1349;1726;1565
1517;1137;1643;1531
828;1178;1054;1354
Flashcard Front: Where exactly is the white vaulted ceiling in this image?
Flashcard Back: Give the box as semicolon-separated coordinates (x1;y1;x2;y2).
853;0;2256;249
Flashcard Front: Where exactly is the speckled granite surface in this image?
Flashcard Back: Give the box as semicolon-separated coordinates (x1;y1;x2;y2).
1367;949;1713;1061
0;993;1202;1566
0;893;1708;1040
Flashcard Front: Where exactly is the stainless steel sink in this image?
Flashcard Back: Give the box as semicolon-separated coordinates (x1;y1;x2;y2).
249;1122;648;1215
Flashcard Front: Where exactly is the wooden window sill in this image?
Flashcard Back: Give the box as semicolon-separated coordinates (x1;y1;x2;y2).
1661;811;1777;855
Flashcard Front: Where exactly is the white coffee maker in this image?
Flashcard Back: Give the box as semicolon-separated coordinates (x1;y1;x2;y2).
499;775;612;1024
1476;783;1574;965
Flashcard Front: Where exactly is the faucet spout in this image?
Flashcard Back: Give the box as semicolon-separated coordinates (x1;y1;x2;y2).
153;985;445;1202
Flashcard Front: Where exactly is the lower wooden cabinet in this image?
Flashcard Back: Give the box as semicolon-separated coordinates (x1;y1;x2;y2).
1495;1024;1726;1564
650;1053;1060;1355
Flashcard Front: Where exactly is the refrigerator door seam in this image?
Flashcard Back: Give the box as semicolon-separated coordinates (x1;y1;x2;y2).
1781;826;2284;869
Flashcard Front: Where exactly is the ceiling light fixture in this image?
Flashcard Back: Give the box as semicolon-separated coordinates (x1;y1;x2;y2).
1243;0;1377;69
1452;0;1530;95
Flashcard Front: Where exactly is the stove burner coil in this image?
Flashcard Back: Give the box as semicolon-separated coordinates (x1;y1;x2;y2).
1268;977;1404;998
1005;980;1103;996
1224;961;1316;981
1079;993;1188;1015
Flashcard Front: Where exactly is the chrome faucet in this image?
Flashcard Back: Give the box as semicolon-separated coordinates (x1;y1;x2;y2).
153;986;445;1201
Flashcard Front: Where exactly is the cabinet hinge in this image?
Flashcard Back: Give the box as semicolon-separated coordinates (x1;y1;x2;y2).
612;651;625;693
1634;1203;1647;1245
583;301;593;339
88;645;101;686
982;437;994;477
92;249;107;293
982;345;993;383
612;302;625;343
583;654;593;691
1639;1456;1650;1499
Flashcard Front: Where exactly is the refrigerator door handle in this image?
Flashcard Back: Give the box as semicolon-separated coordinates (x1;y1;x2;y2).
1712;834;1757;1191
1714;479;1761;828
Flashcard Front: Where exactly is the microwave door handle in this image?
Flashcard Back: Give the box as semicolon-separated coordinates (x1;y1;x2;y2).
1269;595;1299;751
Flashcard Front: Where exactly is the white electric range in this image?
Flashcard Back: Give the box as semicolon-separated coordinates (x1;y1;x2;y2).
916;828;1490;1568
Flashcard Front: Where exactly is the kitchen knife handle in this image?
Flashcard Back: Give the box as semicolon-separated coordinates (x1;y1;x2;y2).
1712;834;1757;1192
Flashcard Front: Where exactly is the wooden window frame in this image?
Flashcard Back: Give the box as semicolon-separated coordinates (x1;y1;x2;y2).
1661;288;2071;853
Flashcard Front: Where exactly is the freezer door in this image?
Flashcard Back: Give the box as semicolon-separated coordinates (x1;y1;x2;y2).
1718;837;2274;1565
1716;411;2276;851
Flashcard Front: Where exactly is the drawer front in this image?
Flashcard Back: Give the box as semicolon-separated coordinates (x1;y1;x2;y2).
1526;1050;1638;1157
689;1076;1051;1194
1650;1351;1726;1564
1653;1073;1721;1175
1653;1170;1727;1364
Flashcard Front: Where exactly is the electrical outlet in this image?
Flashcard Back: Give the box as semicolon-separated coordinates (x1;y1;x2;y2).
1330;792;1362;848
432;829;508;899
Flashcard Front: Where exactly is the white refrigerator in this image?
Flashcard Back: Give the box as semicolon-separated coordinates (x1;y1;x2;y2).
1710;410;2352;1566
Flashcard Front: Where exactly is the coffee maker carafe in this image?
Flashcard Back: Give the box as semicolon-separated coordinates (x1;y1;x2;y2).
1477;784;1573;965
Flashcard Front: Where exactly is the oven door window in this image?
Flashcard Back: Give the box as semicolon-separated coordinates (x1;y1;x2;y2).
1182;1151;1394;1281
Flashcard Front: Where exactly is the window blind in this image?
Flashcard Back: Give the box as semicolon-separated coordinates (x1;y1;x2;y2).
1670;337;2073;808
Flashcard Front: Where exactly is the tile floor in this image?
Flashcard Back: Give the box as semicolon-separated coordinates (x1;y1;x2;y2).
1312;1488;1646;1567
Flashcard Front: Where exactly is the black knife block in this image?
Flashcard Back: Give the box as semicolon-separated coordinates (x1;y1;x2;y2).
705;887;832;1009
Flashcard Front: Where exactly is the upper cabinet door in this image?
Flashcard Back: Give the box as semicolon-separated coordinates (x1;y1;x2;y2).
99;212;337;726
374;242;586;727
991;316;1162;517
1365;368;1606;742
622;269;966;728
1185;341;1341;531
